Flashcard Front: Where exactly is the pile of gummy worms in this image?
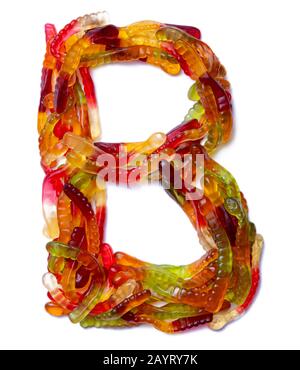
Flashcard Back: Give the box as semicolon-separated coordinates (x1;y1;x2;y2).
38;11;263;333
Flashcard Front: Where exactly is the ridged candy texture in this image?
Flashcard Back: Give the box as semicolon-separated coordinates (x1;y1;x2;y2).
38;12;263;333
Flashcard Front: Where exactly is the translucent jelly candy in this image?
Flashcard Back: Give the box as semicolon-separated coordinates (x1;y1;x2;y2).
38;13;263;333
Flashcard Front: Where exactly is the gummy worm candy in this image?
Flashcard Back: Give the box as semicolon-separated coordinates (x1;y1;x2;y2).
38;11;263;333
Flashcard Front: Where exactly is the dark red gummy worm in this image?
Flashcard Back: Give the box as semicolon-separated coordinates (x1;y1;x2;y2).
63;183;94;220
68;226;87;249
199;73;231;113
54;72;69;114
172;312;213;332
85;24;119;46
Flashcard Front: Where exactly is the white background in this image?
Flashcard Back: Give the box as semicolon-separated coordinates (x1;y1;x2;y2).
0;0;299;350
